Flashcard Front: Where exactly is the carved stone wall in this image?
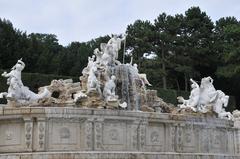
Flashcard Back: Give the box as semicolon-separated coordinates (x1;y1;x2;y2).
0;107;239;159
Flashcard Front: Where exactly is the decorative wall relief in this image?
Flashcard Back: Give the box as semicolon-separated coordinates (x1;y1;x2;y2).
49;122;78;146
182;124;196;152
176;125;183;151
5;131;13;141
94;121;103;149
211;129;224;153
109;129;119;141
131;121;138;150
60;127;71;139
0;124;22;146
235;129;240;154
85;119;93;150
24;121;33;150
103;122;125;146
150;131;159;143
139;120;147;149
146;124;164;147
38;120;45;150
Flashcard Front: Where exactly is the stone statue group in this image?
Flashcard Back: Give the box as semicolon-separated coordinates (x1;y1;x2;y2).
177;77;233;120
0;34;131;108
0;33;238;120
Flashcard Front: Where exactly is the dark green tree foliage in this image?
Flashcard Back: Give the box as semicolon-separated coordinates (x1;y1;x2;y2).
184;7;215;75
125;20;162;87
212;17;240;104
173;7;215;91
126;20;154;66
0;18;97;76
154;13;180;89
0;19;26;68
214;17;240;78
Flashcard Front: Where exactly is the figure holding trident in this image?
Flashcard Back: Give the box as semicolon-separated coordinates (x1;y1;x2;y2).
122;33;127;64
107;34;126;61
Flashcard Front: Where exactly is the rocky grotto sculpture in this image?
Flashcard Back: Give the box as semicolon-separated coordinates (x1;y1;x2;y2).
177;76;233;120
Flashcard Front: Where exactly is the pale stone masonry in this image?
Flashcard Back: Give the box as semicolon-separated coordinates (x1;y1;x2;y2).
0;107;239;159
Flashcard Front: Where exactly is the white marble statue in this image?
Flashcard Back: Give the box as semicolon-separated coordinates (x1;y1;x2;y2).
133;63;152;87
87;64;101;95
0;59;50;105
94;34;126;66
101;43;114;66
233;110;240;121
82;55;96;76
177;76;232;119
177;78;200;112
74;91;87;103
198;76;217;112
103;75;118;102
107;34;126;60
93;48;103;64
211;90;232;120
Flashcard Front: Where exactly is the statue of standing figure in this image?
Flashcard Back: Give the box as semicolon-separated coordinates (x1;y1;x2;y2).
0;59;50;105
93;34;126;66
82;55;96;76
103;75;118;102
87;64;102;96
107;34;126;60
93;48;103;65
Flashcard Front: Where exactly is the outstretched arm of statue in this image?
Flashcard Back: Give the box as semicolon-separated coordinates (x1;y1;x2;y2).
1;71;9;77
121;33;127;41
190;78;199;88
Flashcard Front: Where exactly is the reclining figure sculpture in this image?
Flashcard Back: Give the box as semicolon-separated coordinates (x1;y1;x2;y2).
0;59;50;106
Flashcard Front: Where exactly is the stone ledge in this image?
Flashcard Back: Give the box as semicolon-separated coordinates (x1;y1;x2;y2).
0;107;234;127
0;151;239;159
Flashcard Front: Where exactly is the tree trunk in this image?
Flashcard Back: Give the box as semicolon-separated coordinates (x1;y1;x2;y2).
184;73;188;91
176;78;180;91
161;45;167;89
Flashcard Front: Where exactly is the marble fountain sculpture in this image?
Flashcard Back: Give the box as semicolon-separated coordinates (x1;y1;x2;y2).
0;34;240;159
177;77;233;120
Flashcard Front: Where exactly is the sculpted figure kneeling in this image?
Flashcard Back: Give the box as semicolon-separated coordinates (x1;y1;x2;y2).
177;78;199;112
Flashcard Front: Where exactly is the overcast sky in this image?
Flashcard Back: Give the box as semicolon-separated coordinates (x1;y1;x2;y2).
0;0;239;46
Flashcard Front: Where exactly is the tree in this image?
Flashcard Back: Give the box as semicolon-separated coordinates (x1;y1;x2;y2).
126;20;154;67
173;7;214;91
214;17;240;78
154;13;177;89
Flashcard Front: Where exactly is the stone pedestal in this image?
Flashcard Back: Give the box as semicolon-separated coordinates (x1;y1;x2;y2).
0;106;239;159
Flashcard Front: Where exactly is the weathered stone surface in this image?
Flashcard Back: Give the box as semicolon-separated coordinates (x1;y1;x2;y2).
0;107;3;115
0;152;239;159
0;107;239;158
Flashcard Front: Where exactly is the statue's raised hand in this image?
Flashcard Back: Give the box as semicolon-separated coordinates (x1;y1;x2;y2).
121;33;127;39
1;71;7;77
